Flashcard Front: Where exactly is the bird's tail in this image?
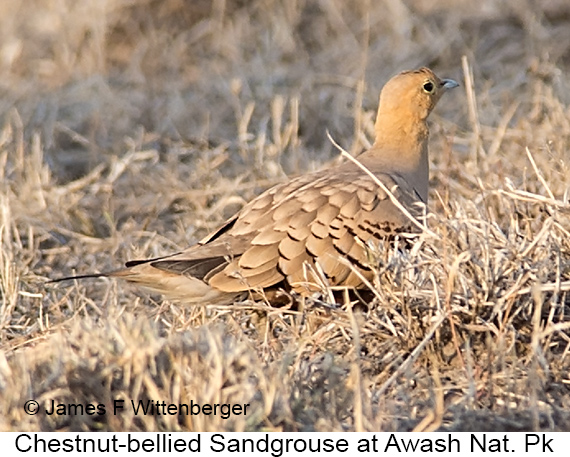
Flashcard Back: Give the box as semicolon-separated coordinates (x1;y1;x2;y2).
45;271;115;284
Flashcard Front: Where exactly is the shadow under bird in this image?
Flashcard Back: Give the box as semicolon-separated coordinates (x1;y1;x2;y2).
49;67;458;305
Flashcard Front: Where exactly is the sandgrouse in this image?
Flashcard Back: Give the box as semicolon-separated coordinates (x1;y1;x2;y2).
52;67;458;305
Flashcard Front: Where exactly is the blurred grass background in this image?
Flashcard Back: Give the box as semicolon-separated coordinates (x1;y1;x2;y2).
1;0;570;431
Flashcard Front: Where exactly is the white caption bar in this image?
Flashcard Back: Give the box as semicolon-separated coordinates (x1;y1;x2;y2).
5;432;565;456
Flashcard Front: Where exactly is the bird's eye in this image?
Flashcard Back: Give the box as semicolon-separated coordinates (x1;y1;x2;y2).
423;81;434;93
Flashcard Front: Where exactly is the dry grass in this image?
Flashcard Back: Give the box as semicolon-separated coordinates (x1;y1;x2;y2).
1;0;570;431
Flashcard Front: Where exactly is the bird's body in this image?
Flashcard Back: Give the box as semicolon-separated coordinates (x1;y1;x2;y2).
52;67;458;305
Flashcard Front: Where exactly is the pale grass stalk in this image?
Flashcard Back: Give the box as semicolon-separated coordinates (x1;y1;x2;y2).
0;196;18;331
327;131;439;238
461;55;484;165
487;101;520;157
525;147;556;201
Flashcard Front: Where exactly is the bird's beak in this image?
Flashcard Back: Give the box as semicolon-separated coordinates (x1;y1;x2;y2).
441;79;459;91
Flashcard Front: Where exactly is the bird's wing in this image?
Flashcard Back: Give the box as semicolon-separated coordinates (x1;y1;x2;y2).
148;165;423;294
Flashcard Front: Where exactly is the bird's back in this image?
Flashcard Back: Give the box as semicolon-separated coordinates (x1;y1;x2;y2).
133;161;423;298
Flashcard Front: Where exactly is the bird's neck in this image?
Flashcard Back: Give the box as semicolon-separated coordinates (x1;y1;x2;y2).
360;115;430;202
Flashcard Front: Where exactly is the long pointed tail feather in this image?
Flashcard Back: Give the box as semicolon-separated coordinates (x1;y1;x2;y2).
46;272;113;284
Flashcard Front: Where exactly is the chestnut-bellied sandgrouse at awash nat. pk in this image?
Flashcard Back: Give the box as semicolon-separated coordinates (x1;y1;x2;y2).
50;67;458;305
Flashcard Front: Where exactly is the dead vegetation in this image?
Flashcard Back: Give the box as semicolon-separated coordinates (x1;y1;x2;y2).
1;0;570;431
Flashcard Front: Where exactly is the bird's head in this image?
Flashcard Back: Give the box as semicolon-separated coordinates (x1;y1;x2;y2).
376;67;458;126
